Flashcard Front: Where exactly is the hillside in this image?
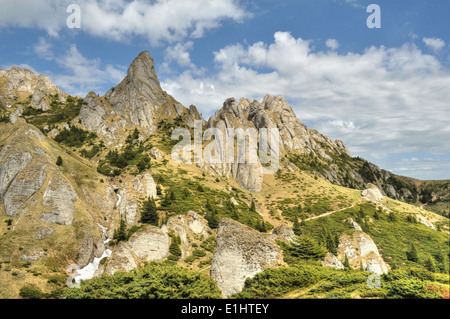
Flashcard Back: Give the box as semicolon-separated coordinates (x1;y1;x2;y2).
0;52;448;299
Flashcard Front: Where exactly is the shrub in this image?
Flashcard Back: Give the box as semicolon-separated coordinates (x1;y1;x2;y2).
62;262;222;299
19;286;45;299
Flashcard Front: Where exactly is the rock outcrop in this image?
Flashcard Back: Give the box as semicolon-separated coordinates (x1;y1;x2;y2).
41;175;78;225
337;231;390;274
0;66;59;100
79;51;203;145
105;211;211;275
361;184;384;202
210;218;282;297
321;252;345;270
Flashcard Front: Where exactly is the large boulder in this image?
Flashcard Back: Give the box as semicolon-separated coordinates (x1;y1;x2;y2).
337;231;390;274
210;218;282;297
361;183;384;202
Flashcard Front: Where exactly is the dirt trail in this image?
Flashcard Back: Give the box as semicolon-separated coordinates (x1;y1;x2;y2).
304;203;358;221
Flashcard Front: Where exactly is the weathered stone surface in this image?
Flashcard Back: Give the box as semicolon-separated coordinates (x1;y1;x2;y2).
127;225;170;261
41;175;77;225
361;184;384;202
321;252;345;270
132;173;157;199
270;223;295;243
118;188;138;225
337;231;390;274
31;89;50;111
0;66;59;98
78;91;109;132
347;218;363;231
105;242;138;275
3;165;47;217
105;225;169;275
20;249;45;262
0;150;33;197
9;106;23;124
75;236;95;268
104;51;164;134
416;214;436;230
149;147;163;160
210;218;282;297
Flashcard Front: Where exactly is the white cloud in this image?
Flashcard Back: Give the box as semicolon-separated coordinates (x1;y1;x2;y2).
423;37;445;52
34;37;54;60
38;43;126;96
0;0;248;44
165;41;195;68
325;39;339;50
161;32;450;179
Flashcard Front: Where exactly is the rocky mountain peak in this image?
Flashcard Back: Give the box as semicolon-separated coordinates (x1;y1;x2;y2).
0;65;59;101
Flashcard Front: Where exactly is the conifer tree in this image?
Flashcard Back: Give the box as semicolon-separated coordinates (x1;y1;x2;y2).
114;216;127;242
250;199;256;212
406;243;419;262
140;197;159;226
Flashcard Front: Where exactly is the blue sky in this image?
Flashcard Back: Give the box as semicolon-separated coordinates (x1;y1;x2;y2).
0;0;449;180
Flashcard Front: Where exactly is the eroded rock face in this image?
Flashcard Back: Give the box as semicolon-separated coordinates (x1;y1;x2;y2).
78;92;109;132
0;66;59;98
105;225;169;275
361;184;384;202
104;51;165;134
270;224;295;243
119;173;157;225
4;165;47;217
41;175;78;225
127;225;170;261
210;218;282;297
321;252;345;270
205;95;351;192
337;231;390;274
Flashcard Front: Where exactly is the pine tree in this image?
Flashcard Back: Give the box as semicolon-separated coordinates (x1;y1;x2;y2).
250;199;256;212
288;236;327;260
156;185;162;196
406;243;419;262
207;209;219;229
168;234;182;261
292;216;302;236
424;255;437;273
343;254;351;270
205;198;213;212
56;156;63;166
140;197;159;226
114;216;127;242
388;212;397;222
373;208;380;220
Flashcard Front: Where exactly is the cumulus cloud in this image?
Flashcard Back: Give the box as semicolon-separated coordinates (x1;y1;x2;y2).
33;41;126;96
325;39;339;50
161;31;450;178
422;37;445;52
0;0;248;44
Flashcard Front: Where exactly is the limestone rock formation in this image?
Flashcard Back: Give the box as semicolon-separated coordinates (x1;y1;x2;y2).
361;183;384;202
337;231;390;274
205;95;351;192
41;175;78;225
270;223;295;243
149;147;163;160
162;211;211;259
0;66;59;100
118;173;157;225
210;218;282;297
321;252;345;270
105;225;169;275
